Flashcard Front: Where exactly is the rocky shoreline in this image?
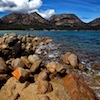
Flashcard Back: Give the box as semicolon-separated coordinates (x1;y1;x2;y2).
0;33;99;100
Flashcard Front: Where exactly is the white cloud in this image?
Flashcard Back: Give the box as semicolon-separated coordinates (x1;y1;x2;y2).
38;9;55;19
0;0;55;19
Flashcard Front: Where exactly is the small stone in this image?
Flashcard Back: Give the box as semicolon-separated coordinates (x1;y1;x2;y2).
67;54;78;68
21;56;31;68
28;54;40;64
78;63;84;70
11;58;25;70
12;67;29;82
61;52;71;64
30;59;42;73
0;57;8;73
46;62;57;73
55;62;66;73
45;38;52;44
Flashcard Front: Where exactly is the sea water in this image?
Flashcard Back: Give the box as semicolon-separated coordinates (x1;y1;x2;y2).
0;30;100;64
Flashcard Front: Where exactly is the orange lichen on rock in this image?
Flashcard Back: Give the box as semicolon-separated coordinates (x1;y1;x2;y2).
63;72;97;100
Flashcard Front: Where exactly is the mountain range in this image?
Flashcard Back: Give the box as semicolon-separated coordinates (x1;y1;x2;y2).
0;12;100;30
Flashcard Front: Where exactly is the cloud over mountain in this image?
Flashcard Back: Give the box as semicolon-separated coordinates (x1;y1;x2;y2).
0;0;55;19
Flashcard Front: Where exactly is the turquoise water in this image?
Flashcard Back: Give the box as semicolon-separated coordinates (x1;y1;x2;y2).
0;30;100;63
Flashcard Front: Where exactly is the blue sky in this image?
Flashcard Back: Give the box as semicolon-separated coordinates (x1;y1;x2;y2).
0;0;100;22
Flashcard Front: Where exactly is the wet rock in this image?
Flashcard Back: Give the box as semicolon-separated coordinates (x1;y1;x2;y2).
63;72;97;100
78;63;84;70
61;52;71;64
37;80;53;94
68;54;78;68
28;54;40;64
41;96;50;100
11;58;25;70
46;61;66;74
12;67;29;82
45;38;52;44
21;56;31;69
30;59;42;73
91;62;100;70
0;57;8;73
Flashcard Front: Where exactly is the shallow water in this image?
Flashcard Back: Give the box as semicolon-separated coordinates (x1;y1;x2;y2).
0;30;100;63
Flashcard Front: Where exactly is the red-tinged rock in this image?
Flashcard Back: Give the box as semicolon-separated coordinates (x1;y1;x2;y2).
63;72;97;100
12;67;29;82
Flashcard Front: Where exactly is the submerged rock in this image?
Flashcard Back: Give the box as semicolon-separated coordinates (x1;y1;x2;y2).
91;62;100;70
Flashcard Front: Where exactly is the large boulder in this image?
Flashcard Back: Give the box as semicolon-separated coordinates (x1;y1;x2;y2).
63;72;97;100
0;77;29;100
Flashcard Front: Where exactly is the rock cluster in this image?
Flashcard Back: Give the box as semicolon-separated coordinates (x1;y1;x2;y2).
0;34;98;100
